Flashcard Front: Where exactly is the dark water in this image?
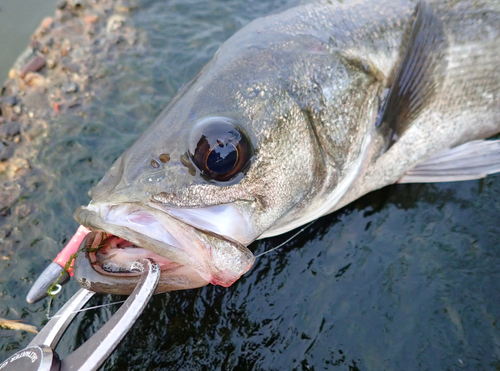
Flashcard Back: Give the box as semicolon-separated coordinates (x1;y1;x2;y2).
1;1;500;370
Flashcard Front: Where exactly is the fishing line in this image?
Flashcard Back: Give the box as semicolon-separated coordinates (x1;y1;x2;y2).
255;220;316;258
47;300;127;319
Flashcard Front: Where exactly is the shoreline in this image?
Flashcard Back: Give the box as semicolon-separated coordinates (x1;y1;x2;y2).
0;0;140;211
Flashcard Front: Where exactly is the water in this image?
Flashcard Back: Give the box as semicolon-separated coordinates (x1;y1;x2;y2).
1;1;499;370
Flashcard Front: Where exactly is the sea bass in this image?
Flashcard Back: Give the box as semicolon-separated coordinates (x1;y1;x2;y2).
73;0;500;294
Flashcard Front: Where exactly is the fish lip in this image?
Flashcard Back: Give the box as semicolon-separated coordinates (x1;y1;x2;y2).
147;201;258;246
73;203;255;289
73;231;210;295
74;206;189;265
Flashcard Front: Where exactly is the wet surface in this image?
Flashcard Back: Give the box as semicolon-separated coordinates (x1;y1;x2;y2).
0;0;499;370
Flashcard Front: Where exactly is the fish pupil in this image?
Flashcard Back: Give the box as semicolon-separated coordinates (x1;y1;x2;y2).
206;143;237;173
189;117;254;182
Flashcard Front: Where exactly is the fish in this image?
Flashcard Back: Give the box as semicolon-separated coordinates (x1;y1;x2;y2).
72;0;500;295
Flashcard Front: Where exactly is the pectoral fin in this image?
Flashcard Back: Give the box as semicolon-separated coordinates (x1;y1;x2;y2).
399;140;500;183
376;1;447;149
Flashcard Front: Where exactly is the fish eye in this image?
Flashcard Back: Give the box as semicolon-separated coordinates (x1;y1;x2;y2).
189;117;253;182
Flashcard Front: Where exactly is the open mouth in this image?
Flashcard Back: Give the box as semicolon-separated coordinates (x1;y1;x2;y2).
88;234;182;276
73;202;255;295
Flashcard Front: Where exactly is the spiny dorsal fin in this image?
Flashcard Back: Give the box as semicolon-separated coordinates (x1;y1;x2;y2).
399;140;500;183
376;1;447;150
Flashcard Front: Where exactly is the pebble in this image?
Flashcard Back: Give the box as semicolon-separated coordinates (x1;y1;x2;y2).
70;0;85;8
20;55;46;78
84;14;99;24
107;15;125;32
0;207;11;217
30;40;43;51
24;72;46;88
41;17;54;29
112;35;126;44
56;10;73;23
61;82;78;94
15;203;33;218
1;96;18;107
66;97;81;108
61;39;72;53
61;61;81;73
46;59;57;69
86;23;97;36
0;122;21;139
56;0;68;9
44;37;54;48
116;0;136;11
0;145;15;161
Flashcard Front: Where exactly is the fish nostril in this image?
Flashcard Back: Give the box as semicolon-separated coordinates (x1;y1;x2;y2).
180;153;197;176
151;159;160;168
159;154;170;163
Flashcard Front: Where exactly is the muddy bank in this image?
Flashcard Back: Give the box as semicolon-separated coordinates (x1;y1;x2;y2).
0;0;141;212
0;0;160;360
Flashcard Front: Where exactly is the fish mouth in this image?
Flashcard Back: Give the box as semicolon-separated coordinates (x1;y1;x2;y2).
73;202;255;295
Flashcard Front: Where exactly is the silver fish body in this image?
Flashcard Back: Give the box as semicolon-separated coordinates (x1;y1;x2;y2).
73;0;500;294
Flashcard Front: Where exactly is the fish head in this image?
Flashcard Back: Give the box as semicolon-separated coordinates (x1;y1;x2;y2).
73;16;378;294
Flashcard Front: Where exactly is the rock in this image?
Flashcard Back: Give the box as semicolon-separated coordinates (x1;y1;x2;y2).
115;0;137;12
41;17;54;29
86;23;98;36
44;37;54;48
20;55;46;78
111;35;126;44
15;203;33;218
1;96;18;107
84;14;99;24
0;182;21;209
107;15;125;32
56;0;68;9
56;10;73;23
61;39;72;54
70;0;85;8
30;40;44;51
61;82;78;94
66;97;81;108
24;72;46;88
61;61;81;73
0;145;15;161
46;59;57;69
0;122;21;139
23;91;48;111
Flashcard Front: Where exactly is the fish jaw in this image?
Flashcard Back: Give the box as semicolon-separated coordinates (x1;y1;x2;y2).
73;202;255;293
73;232;210;295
